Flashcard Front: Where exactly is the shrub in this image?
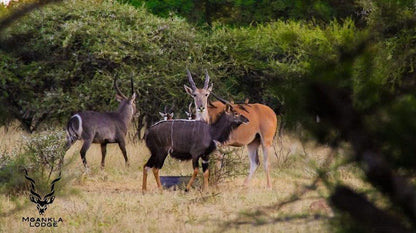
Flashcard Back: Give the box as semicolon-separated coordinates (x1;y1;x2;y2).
208;147;246;186
0;129;66;195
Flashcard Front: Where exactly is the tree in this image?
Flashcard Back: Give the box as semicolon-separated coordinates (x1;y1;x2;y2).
278;1;416;231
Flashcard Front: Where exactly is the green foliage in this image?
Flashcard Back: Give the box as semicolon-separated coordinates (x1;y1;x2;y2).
208;147;246;185
0;149;28;194
0;0;208;131
0;129;66;195
0;0;359;131
0;0;366;133
22;129;66;177
276;1;416;232
118;0;360;26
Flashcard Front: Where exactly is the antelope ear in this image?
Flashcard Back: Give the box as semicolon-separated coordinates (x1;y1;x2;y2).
184;85;194;96
171;113;174;117
207;83;213;92
159;112;165;117
116;94;124;102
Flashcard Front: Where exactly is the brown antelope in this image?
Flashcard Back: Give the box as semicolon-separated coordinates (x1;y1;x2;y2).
66;78;136;170
184;69;278;188
159;105;175;121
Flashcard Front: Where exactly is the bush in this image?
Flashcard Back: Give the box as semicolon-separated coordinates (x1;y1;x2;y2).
0;0;362;133
0;129;66;195
0;0;206;132
208;147;246;186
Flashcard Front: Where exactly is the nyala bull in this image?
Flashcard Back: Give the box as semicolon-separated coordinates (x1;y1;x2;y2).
142;104;248;192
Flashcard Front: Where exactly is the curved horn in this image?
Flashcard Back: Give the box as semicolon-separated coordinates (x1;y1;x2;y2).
211;92;232;105
114;78;127;99
186;68;196;90
130;75;134;96
169;104;175;113
164;105;168;113
204;69;210;89
188;102;193;113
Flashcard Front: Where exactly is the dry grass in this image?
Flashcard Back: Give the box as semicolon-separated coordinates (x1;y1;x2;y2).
0;126;364;233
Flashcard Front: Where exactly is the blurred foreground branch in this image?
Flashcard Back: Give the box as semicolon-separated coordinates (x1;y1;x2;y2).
0;0;62;33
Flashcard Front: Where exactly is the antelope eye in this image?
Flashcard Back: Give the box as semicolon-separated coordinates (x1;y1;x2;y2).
193;94;196;97
205;94;208;97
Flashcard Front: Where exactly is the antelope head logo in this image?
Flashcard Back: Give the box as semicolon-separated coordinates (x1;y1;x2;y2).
25;170;61;215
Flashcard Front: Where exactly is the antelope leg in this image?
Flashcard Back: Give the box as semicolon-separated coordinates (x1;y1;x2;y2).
152;168;162;190
186;168;199;191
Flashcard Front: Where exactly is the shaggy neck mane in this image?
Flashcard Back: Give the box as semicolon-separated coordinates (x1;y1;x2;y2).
209;111;239;144
117;101;133;124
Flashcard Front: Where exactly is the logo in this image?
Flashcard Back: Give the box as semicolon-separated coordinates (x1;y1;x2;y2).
24;170;61;215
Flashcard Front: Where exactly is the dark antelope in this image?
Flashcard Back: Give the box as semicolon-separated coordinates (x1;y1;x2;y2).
25;170;61;215
66;78;136;170
185;70;278;188
159;105;175;121
142;104;249;192
185;102;196;120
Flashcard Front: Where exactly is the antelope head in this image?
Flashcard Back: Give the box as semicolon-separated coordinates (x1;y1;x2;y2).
185;102;196;120
25;170;61;215
184;69;213;122
114;76;137;121
159;105;174;121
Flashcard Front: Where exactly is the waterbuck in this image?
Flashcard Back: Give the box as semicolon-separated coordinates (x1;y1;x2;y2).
159;105;174;121
184;69;278;188
142;104;249;192
66;78;137;170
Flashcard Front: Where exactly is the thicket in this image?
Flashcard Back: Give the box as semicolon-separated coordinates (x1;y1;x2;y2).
0;0;355;133
279;1;416;232
0;129;66;195
117;0;361;26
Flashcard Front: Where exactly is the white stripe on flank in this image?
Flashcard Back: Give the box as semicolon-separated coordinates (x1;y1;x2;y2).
71;114;83;136
151;119;200;127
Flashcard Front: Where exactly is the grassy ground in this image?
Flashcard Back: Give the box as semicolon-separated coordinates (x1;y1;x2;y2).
0;126;363;233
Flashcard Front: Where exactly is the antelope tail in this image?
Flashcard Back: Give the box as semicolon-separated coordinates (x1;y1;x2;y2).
66;114;82;149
